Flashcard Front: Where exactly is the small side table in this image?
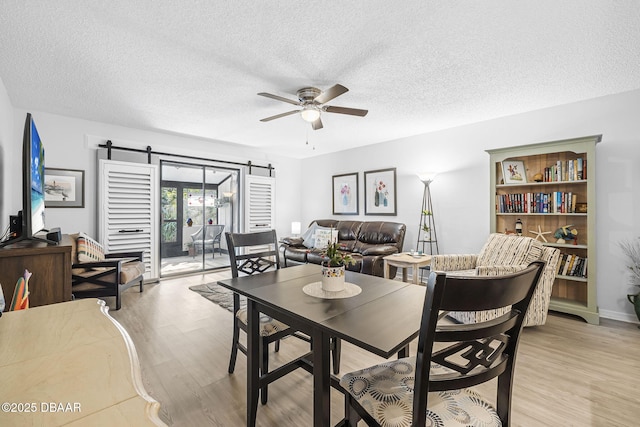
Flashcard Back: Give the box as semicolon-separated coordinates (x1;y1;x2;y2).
383;253;432;285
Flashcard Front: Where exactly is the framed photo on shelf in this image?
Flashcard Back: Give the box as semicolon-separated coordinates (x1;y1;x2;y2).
364;167;397;215
44;168;85;208
332;172;359;215
501;160;527;184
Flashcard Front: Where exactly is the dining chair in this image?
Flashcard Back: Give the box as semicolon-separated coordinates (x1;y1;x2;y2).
192;224;225;258
210;224;224;258
339;260;545;427
225;230;340;407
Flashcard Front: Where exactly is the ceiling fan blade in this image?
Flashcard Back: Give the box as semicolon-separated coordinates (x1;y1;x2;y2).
260;110;300;122
324;106;368;117
257;92;301;106
311;117;323;130
314;84;348;104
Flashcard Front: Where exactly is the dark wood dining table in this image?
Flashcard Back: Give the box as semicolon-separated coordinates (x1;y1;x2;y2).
217;263;427;427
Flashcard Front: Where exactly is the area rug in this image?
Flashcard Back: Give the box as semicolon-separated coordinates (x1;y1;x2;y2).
189;282;244;312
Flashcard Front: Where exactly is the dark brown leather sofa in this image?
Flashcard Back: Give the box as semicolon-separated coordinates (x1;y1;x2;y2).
280;219;406;277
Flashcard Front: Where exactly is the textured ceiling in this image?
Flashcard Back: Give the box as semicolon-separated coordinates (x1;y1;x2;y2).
1;1;640;158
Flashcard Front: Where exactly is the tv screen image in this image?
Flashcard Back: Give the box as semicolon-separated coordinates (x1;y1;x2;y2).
30;118;45;234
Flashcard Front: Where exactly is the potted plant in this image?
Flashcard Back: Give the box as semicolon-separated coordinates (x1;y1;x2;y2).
620;237;640;327
320;240;355;292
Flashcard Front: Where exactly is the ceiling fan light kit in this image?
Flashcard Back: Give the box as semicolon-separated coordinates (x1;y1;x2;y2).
258;84;368;130
300;106;320;122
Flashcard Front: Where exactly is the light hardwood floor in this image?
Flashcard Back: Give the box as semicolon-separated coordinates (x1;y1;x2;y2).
109;271;640;427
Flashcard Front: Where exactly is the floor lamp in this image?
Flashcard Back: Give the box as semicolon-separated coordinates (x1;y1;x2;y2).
417;173;439;255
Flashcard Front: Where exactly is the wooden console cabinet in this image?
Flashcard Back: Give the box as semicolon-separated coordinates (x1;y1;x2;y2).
0;241;72;308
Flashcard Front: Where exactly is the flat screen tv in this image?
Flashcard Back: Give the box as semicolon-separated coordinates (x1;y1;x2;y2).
0;113;54;246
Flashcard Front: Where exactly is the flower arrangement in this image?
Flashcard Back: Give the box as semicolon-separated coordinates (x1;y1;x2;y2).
322;241;356;267
620;238;640;288
377;180;388;198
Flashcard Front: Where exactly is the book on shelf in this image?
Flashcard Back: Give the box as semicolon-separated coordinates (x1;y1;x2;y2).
557;253;588;278
577;158;583;180
496;191;577;214
541;157;587;182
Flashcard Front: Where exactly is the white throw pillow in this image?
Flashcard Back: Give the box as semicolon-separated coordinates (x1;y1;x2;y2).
313;228;339;249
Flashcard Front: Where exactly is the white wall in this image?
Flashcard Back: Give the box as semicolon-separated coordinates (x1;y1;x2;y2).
6;108;302;243
0;77;15;229
4;88;639;322
301;89;640;323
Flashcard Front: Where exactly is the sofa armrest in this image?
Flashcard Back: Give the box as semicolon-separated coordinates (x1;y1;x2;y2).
475;264;528;276
360;245;398;256
430;254;478;272
281;236;304;247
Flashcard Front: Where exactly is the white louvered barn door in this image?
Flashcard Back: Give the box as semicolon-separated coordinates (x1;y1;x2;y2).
98;159;159;281
244;174;275;254
245;174;275;232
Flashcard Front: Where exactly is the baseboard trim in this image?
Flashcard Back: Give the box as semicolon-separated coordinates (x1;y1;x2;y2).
598;308;638;324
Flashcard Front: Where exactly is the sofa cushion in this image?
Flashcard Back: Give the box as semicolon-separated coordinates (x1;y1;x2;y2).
306;249;326;265
476;233;543;266
359;244;398;256
121;261;146;284
283;246;309;263
73;260;144;285
282;236;304;247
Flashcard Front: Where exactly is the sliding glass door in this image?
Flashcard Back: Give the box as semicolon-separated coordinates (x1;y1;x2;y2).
160;161;239;277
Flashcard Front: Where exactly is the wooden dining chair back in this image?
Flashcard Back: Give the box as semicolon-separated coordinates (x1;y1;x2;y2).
226;229;320;407
340;260;545;427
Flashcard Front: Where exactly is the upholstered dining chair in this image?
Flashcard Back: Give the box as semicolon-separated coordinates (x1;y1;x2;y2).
225;230;340;407
339;261;545;427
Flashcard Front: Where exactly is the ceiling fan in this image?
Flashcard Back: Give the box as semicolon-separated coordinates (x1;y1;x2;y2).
258;84;368;130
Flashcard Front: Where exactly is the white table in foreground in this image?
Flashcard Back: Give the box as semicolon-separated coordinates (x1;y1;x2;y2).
383;253;432;285
0;299;166;427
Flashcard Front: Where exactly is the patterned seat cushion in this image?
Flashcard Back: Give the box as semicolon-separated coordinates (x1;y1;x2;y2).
236;308;290;337
340;356;501;427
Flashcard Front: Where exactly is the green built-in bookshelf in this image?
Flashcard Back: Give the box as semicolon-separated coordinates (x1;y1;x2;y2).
487;135;601;324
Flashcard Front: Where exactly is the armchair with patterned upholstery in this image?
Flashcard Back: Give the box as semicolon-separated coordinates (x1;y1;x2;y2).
430;233;561;326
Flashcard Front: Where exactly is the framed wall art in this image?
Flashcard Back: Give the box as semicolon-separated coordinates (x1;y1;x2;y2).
364;167;397;215
332;172;359;215
501;160;527;184
44;168;85;208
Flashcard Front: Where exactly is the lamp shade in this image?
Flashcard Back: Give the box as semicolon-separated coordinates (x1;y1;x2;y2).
418;172;437;184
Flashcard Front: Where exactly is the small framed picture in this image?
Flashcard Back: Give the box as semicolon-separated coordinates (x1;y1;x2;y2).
501;160;527;184
332;172;359;215
44;168;85;208
364;167;397;215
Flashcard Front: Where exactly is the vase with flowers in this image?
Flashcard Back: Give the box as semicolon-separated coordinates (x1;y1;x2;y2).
321;240;356;292
620;237;640;327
